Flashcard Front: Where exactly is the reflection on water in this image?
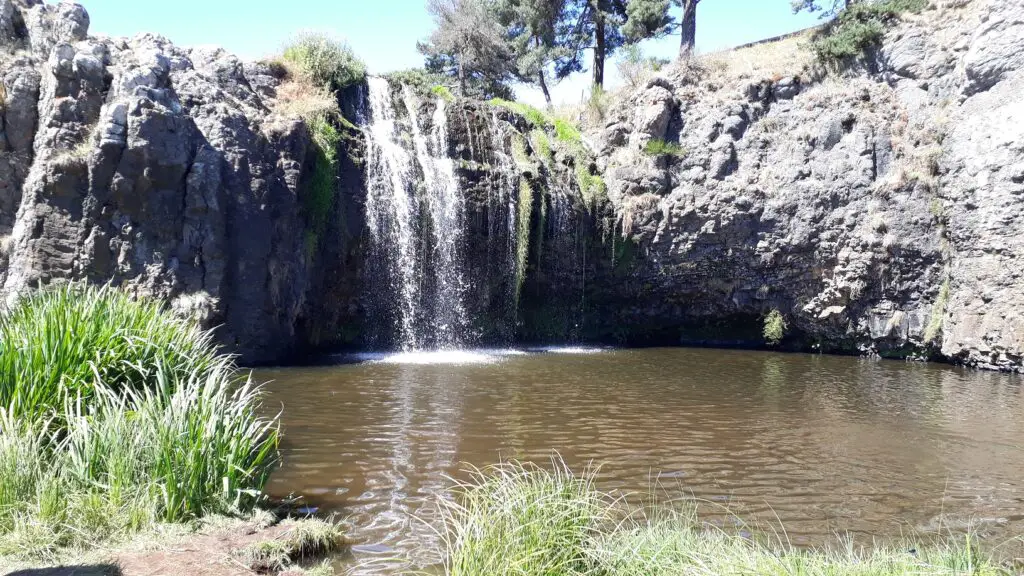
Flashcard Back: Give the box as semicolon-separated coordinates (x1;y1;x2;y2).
257;348;1024;571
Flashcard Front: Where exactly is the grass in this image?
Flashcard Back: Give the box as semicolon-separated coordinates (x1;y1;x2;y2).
271;35;357;254
437;459;607;576
763;308;787;346
530;129;553;166
643;139;686;159
436;459;1007;576
0;285;280;560
0;284;219;417
813;0;928;63
489;98;552;129
237;518;344;572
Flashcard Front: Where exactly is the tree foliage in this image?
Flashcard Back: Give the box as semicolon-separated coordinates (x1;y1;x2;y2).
495;0;580;104
419;0;515;97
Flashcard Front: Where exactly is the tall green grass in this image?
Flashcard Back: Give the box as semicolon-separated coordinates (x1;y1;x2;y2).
437;459;1006;576
0;285;280;560
0;284;219;417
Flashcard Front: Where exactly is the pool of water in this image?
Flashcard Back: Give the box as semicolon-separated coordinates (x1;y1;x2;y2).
256;348;1024;571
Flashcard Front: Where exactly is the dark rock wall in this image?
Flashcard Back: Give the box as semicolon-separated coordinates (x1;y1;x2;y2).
2;0;1022;372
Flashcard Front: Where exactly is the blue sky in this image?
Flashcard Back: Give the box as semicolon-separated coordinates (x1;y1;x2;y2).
81;0;820;105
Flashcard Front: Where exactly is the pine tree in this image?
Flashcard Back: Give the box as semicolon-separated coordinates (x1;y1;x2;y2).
419;0;515;97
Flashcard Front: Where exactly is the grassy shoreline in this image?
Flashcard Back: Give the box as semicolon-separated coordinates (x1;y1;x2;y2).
0;285;346;574
431;459;1010;576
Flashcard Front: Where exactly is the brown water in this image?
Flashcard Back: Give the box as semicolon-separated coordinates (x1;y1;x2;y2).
257;347;1024;570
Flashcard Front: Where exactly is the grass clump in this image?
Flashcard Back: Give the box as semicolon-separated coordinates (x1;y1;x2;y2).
530;129;553;166
274;34;365;253
763;308;787;346
238;518;344;573
813;0;928;63
0;284;218;417
438;459;607;576
281;33;366;92
438;458;1006;576
0;285;280;560
642;139;686;159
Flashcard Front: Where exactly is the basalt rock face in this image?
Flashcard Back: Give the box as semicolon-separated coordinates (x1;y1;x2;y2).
0;0;361;363
3;0;1023;372
586;0;1024;370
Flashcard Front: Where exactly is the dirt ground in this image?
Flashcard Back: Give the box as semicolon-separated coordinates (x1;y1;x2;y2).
2;517;338;576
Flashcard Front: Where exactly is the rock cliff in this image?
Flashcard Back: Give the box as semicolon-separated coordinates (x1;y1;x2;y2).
0;0;361;363
1;0;1022;372
583;0;1024;371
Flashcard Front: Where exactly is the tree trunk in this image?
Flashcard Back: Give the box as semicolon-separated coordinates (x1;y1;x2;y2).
592;0;606;88
538;70;552;106
679;0;698;59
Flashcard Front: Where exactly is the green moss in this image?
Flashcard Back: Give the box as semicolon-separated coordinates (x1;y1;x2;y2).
763;308;787;346
529;129;553;166
431;84;455;102
514;180;534;310
643;139;686;158
576;166;607;211
553;118;582;146
813;0;927;63
924;278;950;344
489;98;552;128
304;116;342;255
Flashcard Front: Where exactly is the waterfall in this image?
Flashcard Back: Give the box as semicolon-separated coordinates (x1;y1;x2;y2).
363;77;468;350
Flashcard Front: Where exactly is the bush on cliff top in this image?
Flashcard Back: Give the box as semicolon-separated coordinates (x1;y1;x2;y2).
813;0;928;63
0;285;280;559
282;33;366;92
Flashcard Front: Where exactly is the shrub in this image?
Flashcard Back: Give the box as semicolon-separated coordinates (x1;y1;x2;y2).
643;139;686;158
763;308;787;346
813;0;928;63
617;44;670;88
282;33;366;92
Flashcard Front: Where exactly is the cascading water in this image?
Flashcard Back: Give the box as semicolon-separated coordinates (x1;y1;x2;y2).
363;77;469;350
